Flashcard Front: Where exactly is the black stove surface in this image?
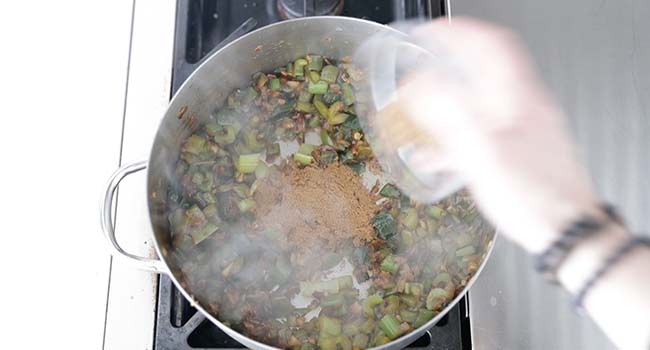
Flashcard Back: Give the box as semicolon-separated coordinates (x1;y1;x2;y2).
157;1;470;349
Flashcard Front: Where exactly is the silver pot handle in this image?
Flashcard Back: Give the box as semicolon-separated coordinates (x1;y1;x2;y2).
100;160;166;273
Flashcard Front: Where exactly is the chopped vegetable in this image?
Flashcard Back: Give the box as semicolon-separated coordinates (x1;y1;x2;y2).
379;183;401;198
269;78;280;91
380;255;399;274
378;314;404;340
413;309;436;328
293;152;314;165
236;154;260;173
237;198;256;213
308;80;328;94
363;294;383;316
373;212;397;240
308;55;323;71
320;65;338;83
319;316;342;337
293;58;308;78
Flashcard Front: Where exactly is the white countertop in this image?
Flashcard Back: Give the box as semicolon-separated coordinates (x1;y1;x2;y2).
1;1;175;349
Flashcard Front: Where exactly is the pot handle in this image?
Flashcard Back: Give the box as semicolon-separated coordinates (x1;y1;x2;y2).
100;160;166;273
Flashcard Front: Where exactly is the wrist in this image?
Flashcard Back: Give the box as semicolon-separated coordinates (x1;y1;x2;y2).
556;223;628;294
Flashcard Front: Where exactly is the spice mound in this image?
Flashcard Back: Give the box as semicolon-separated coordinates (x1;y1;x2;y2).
254;163;378;251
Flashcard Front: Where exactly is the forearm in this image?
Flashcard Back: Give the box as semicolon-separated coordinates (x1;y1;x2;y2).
557;224;650;349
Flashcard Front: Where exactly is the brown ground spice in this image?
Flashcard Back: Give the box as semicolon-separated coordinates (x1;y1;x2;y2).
254;163;378;252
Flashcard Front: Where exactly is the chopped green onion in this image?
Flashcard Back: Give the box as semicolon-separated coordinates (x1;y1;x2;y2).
380;255;399;274
378;314;404;340
237;198;256;213
269;78;281;91
413;309;436;328
320;65;339;83
236;154;260;173
308;80;328;94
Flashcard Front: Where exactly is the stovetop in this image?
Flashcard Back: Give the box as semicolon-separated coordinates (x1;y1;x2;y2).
156;1;470;349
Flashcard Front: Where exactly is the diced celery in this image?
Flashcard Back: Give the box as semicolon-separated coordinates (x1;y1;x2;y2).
307;55;323;71
236;154;260;173
378;314;404;340
380;255;399;274
308;80;328;94
237;198;256;213
413;309;436;328
320;65;339;83
269;78;280;91
319;316;342;337
293;153;314;165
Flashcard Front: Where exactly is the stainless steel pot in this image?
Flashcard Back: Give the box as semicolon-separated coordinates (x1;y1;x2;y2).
100;16;496;350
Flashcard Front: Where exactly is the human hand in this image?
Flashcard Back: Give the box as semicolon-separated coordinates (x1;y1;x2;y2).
398;17;602;253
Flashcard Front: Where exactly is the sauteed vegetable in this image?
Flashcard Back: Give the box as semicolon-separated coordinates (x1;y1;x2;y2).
166;55;493;349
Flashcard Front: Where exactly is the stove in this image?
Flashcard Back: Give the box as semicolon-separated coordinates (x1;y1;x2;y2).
156;1;470;349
